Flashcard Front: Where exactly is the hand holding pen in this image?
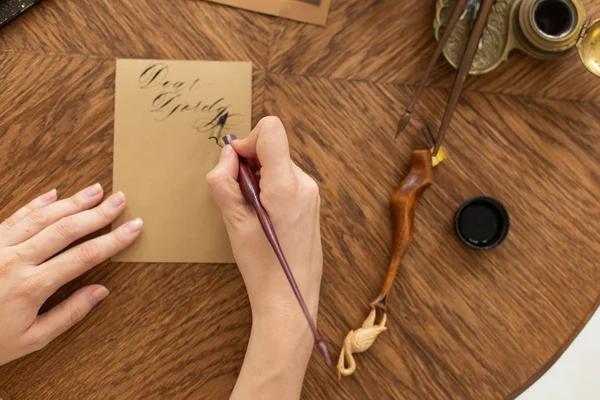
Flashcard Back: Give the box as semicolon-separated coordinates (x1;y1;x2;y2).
206;117;327;396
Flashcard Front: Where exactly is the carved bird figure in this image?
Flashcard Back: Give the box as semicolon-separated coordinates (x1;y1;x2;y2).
337;307;388;380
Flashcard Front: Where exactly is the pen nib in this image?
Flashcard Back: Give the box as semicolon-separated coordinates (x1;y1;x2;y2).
217;112;229;127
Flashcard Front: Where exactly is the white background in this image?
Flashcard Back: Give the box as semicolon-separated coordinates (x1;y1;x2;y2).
517;308;600;400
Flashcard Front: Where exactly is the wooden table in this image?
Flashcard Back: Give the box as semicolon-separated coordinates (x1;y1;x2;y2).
0;1;599;399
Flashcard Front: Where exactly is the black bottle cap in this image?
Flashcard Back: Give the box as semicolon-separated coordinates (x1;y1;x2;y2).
455;196;509;250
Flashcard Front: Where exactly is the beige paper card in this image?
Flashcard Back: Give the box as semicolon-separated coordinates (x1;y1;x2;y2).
204;0;331;26
112;59;252;263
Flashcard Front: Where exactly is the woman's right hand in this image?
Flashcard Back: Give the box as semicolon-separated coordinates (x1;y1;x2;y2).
206;116;323;326
206;116;323;400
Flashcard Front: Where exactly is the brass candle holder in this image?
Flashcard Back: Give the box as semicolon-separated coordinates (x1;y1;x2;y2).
435;0;600;77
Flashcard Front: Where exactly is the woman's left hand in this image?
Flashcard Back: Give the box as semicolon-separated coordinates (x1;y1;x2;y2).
0;184;142;366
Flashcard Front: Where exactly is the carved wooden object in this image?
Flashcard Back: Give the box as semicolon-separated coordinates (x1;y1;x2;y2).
337;307;387;380
337;150;434;379
372;150;434;306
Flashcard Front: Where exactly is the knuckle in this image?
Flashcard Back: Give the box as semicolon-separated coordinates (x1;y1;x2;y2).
304;178;320;198
113;229;131;247
28;329;51;352
28;210;49;227
94;205;112;223
223;205;252;231
21;205;34;216
69;303;86;325
1;216;17;231
69;196;82;209
0;251;20;271
205;170;223;188
56;216;79;239
76;242;101;265
20;273;52;299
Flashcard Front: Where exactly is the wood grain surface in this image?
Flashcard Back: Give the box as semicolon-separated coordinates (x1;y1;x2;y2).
0;0;599;399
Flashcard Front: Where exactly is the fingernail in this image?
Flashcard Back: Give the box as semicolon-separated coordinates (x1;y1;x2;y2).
83;183;103;198
90;286;110;306
41;189;57;203
125;218;144;234
108;192;125;208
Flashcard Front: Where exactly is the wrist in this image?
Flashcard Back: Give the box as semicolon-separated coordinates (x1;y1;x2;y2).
230;312;314;400
249;306;316;367
250;299;319;356
245;265;321;330
251;307;315;351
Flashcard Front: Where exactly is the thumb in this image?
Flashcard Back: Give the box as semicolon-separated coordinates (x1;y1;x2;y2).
206;144;245;211
23;285;109;352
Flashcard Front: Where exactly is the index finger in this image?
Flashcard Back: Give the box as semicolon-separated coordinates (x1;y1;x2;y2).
230;116;295;183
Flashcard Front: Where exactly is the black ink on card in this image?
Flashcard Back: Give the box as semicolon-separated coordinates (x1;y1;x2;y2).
140;63;234;136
